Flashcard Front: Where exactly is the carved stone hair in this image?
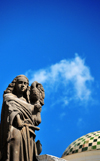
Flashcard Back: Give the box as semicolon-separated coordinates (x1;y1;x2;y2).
30;81;45;105
4;75;30;102
37;83;45;105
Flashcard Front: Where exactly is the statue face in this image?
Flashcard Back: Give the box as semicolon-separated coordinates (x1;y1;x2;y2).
30;83;39;101
15;76;28;94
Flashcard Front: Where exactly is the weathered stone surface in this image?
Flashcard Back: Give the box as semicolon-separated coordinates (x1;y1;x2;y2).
37;154;68;161
0;75;44;161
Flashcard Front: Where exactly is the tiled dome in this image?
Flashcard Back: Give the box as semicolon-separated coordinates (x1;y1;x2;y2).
62;131;100;157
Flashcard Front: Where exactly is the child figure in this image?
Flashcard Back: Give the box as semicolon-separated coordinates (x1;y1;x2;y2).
30;81;45;126
30;81;45;155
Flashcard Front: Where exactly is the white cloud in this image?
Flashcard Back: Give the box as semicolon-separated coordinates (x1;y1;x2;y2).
77;118;85;129
25;54;94;107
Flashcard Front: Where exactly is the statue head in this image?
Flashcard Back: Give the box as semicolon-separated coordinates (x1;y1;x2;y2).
30;81;45;105
15;75;29;94
4;75;30;102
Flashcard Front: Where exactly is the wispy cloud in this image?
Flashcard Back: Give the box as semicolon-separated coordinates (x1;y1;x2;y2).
77;118;85;130
77;118;83;127
60;112;66;120
25;54;94;107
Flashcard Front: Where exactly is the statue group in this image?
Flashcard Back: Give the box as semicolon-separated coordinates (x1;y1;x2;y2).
0;75;45;161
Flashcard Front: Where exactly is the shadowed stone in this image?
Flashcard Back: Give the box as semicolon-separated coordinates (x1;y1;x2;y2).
0;75;45;161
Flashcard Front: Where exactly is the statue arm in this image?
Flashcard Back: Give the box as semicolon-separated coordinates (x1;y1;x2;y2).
30;103;41;113
5;100;25;128
32;107;42;126
15;114;24;128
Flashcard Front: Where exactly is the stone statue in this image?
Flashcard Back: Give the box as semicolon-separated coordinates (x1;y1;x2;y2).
0;75;45;161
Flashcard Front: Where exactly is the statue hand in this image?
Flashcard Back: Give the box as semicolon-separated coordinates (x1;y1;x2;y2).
16;114;24;128
18;120;25;128
34;103;41;109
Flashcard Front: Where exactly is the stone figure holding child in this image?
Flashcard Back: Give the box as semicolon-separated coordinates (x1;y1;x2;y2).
0;75;44;161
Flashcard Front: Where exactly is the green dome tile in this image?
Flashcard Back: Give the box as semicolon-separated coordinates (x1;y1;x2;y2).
62;131;100;157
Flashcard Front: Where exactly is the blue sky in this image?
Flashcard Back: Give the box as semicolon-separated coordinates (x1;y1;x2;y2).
0;0;100;158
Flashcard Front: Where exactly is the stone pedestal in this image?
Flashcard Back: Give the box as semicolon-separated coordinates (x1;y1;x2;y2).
36;154;68;161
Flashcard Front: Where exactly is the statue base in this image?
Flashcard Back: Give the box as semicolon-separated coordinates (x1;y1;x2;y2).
36;154;68;161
